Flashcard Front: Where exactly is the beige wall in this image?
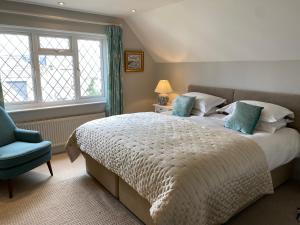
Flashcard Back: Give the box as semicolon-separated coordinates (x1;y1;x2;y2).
156;61;300;95
122;22;157;113
0;1;156;121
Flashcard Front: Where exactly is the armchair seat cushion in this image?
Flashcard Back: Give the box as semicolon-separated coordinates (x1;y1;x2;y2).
0;141;51;169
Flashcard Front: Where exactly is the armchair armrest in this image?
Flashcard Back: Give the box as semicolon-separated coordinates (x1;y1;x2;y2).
14;128;43;143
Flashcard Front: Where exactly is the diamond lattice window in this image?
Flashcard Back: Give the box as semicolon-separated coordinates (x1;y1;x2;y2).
0;34;34;103
78;39;102;97
39;55;75;102
39;36;70;50
0;29;105;109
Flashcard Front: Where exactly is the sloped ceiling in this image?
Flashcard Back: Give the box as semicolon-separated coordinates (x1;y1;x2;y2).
10;0;182;16
125;0;300;62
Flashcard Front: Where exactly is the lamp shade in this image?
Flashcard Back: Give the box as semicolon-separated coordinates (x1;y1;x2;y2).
154;80;173;94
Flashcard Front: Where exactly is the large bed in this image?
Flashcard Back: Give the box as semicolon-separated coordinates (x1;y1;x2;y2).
66;85;300;225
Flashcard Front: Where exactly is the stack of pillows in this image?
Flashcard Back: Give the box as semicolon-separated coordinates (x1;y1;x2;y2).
171;93;294;135
172;92;226;117
217;100;294;134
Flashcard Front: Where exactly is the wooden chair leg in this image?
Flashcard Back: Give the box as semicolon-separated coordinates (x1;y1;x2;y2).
47;161;53;176
7;179;13;199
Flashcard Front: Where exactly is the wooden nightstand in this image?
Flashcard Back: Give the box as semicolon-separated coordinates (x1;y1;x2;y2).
153;104;173;113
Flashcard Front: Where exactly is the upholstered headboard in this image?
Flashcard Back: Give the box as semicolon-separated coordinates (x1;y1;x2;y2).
187;85;300;131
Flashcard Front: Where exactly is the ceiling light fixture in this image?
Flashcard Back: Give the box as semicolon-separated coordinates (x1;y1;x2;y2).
57;2;65;6
131;9;136;13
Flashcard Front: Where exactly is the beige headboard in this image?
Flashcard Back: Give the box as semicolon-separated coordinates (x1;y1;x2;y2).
188;85;235;104
187;85;300;131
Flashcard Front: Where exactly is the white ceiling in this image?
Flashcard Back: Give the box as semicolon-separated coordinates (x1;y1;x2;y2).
10;0;181;16
126;0;300;62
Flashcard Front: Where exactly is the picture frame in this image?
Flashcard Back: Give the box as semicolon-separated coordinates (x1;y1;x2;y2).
124;50;144;72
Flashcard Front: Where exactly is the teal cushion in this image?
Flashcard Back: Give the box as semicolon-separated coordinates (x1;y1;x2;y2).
0;141;51;169
0;151;52;179
172;96;196;117
225;101;263;134
0;107;16;147
15;128;43;143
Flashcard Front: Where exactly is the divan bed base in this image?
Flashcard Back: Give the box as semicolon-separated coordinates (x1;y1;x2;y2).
83;152;294;225
85;152;119;197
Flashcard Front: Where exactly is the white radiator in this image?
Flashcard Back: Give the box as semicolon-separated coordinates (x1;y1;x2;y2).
17;113;104;148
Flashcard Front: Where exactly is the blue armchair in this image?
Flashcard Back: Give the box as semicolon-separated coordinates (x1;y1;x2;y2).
0;107;52;198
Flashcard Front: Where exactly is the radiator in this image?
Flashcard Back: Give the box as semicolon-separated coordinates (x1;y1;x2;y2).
17;113;104;148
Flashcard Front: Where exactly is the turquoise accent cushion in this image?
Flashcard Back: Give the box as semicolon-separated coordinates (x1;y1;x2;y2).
225;101;264;134
172;96;196;117
0;141;51;169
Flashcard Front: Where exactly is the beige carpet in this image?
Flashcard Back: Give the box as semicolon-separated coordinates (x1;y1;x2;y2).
0;175;142;225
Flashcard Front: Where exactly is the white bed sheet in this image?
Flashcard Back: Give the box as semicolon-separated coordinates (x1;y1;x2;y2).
161;111;300;170
186;114;300;170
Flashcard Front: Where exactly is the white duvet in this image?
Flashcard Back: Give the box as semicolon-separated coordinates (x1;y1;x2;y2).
67;112;274;225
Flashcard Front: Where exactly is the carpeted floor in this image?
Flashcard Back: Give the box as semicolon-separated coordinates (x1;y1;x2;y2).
226;180;300;225
0;153;299;225
0;175;142;225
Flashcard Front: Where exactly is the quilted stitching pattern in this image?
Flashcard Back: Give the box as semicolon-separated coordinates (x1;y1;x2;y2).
75;112;273;225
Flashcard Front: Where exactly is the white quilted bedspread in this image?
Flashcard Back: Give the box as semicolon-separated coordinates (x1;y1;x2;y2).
67;112;273;225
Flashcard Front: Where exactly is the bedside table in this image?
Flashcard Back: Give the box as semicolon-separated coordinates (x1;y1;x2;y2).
153;104;173;113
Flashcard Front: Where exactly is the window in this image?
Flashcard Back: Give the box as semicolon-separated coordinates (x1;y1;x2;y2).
78;39;103;97
0;27;106;110
39;36;70;50
39;55;75;102
0;34;34;103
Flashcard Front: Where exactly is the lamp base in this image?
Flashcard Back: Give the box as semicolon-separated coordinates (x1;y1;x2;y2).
158;95;169;106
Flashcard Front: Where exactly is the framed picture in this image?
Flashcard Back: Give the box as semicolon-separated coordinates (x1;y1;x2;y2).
124;50;144;72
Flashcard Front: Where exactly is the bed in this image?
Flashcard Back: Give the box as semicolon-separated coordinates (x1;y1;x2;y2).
66;85;300;225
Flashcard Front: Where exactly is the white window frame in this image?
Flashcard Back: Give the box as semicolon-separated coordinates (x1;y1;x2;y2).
0;25;107;111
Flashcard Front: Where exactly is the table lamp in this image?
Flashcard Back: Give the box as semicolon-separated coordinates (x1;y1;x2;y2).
155;80;173;105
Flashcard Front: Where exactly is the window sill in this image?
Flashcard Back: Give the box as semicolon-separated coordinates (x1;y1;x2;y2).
9;101;106;123
7;101;105;113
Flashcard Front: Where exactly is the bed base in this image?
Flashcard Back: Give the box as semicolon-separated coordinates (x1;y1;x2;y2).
85;153;119;197
83;153;294;225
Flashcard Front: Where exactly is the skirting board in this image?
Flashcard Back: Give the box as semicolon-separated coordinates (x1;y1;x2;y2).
52;145;66;154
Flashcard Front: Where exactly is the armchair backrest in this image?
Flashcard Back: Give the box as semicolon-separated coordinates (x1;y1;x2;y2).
0;107;16;147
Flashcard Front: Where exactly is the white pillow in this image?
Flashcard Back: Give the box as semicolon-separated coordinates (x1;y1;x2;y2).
183;92;226;113
191;107;218;117
217;100;294;122
256;119;289;133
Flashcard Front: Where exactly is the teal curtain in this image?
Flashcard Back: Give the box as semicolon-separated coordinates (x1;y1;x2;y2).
0;79;4;108
105;25;123;116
